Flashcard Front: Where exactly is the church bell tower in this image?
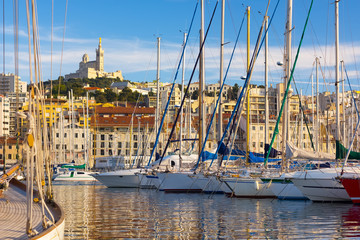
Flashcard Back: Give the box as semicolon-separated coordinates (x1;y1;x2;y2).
96;37;104;71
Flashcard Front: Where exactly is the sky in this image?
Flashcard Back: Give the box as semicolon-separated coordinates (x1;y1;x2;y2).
1;0;360;95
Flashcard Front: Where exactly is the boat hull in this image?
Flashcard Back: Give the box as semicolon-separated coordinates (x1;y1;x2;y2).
262;175;308;200
139;174;159;189
53;171;97;181
196;174;231;194
291;177;349;202
340;178;360;204
92;169;141;188
157;172;202;193
223;177;275;198
290;168;358;202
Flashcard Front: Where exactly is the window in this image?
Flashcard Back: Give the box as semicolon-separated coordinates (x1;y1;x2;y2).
134;142;138;148
260;142;263;148
101;149;105;155
56;144;60;149
56;133;59;138
117;150;121;155
82;133;85;138
260;126;263;130
133;135;138;141
75;145;78;150
100;142;105;148
109;149;113;156
101;135;105;140
8;154;11;159
8;145;12;149
75;133;78;138
118;142;122;148
109;143;112;148
252;126;256;130
252;142;256;148
64;133;67;138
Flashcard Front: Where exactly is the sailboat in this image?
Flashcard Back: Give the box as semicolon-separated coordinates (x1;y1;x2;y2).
290;0;360;202
53;92;97;182
215;3;281;198
1;0;65;237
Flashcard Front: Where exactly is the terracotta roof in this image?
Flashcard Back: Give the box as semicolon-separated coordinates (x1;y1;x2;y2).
95;106;155;115
84;87;101;90
90;115;155;127
0;136;24;144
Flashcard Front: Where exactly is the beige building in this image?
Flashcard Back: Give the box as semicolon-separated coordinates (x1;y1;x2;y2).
65;38;124;81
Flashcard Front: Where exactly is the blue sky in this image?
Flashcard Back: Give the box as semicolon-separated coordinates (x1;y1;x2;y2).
1;0;360;95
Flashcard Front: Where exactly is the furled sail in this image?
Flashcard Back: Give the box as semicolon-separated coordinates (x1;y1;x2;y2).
286;141;334;160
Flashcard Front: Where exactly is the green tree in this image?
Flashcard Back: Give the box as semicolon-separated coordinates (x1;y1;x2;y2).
191;89;199;100
228;83;239;100
105;89;118;102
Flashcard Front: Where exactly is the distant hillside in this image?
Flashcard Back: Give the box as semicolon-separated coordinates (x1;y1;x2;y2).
44;77;131;97
43;77;146;103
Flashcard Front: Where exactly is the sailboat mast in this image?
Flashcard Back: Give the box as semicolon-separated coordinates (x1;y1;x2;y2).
265;15;269;147
282;0;292;169
300;89;303;148
218;0;224;143
335;0;340;149
180;32;186;157
199;0;205;156
341;60;345;147
316;57;320;151
246;6;250;163
156;37;160;155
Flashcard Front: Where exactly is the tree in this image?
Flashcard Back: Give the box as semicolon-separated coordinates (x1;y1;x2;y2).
105;89;118;102
191;89;199;100
228;83;239;100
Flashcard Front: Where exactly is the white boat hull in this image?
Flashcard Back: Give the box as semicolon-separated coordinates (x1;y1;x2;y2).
290;167;360;202
262;173;308;200
157;172;202;193
223;177;275;198
267;180;308;200
139;173;159;189
196;174;231;194
92;169;141;188
53;171;97;181
291;177;350;202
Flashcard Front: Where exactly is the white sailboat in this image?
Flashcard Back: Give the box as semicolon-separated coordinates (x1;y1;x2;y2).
288;0;360;202
53;92;96;182
92;168;142;188
53;170;96;181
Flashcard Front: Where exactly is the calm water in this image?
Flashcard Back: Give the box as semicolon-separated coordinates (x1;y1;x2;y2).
53;182;360;239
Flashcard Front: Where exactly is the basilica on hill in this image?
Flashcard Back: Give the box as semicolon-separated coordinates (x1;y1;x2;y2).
64;38;124;81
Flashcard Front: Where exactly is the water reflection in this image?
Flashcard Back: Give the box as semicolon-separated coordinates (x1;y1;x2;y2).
52;183;360;239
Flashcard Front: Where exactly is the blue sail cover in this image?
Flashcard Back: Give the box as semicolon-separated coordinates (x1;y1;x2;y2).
248;152;280;163
202;151;240;161
217;142;279;163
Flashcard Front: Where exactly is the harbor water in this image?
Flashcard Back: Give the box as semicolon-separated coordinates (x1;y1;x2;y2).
53;182;360;239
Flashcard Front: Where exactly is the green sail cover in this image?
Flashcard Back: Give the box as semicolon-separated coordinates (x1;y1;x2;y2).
336;140;360;160
61;163;86;169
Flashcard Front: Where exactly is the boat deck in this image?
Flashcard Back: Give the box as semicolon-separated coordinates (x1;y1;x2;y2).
0;181;61;239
